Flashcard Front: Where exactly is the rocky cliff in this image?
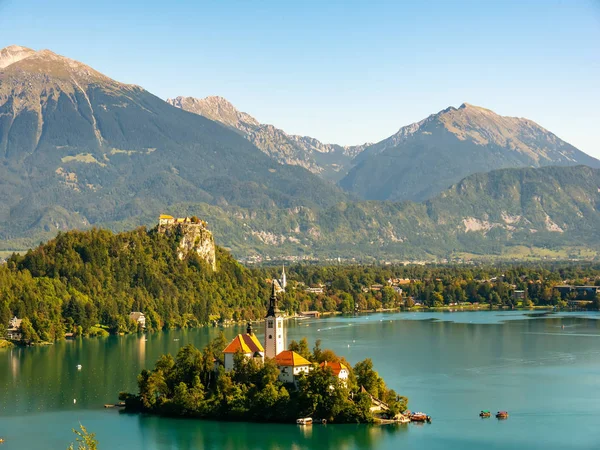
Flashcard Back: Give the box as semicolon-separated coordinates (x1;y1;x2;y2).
158;218;216;270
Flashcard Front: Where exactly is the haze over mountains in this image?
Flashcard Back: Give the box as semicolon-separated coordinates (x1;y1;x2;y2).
1;45;600;261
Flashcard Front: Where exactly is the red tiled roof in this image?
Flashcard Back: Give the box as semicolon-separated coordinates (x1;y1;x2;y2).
223;333;264;354
275;350;311;367
319;361;349;377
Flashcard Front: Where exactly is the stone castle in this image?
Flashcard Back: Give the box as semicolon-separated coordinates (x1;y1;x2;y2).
157;215;216;270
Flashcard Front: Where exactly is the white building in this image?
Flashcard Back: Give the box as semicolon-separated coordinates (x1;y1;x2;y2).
280;265;286;292
6;316;22;340
222;324;265;371
320;361;350;386
275;350;312;384
129;312;146;328
264;282;285;359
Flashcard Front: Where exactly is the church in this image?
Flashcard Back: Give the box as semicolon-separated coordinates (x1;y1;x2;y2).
222;267;313;385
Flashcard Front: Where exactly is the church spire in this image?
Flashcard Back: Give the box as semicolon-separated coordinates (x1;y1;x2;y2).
280;265;286;292
266;280;280;317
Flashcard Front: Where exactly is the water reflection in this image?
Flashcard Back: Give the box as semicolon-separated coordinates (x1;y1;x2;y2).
3;312;600;449
136;415;408;450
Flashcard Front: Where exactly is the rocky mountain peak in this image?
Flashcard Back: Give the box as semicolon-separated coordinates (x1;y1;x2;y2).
167;95;259;129
169;95;369;179
0;44;36;69
3;47;109;82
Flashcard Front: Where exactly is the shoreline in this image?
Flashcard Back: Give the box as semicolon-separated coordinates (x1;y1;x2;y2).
4;306;578;348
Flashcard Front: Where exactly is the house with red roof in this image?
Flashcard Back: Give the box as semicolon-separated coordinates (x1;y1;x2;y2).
275;350;313;384
319;361;349;386
222;323;264;371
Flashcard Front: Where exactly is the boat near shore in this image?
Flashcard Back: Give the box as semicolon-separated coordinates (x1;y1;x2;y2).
296;417;313;425
104;402;126;408
409;412;431;423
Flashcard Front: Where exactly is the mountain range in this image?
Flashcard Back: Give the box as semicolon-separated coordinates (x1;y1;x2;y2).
170;96;600;202
1;44;599;261
167;95;368;181
0;45;345;246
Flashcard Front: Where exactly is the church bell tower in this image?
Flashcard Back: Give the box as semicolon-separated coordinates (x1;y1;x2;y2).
265;280;285;359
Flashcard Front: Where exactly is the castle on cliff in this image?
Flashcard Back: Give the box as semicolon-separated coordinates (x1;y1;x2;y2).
157;214;216;270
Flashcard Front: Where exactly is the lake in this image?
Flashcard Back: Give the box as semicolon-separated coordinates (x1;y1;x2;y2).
2;311;600;449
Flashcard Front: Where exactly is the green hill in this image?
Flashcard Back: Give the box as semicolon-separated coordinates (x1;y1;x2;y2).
0;226;270;341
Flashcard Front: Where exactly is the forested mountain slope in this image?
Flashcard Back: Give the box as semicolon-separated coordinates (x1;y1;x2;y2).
0;46;347;248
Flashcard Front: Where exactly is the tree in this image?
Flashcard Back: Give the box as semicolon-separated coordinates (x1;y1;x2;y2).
381;287;397;308
338;293;354;313
20;317;40;343
354;358;385;400
67;424;98;450
288;337;312;360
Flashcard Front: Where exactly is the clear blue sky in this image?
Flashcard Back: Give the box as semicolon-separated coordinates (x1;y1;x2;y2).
1;0;599;157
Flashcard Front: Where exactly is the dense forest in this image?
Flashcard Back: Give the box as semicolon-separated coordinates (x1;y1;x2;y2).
1;226;600;343
120;336;405;423
0;227;269;342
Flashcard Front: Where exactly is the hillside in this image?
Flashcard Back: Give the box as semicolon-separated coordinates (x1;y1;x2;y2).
0;46;347;248
167;95;368;181
0;226;270;341
340;103;600;201
148;166;600;261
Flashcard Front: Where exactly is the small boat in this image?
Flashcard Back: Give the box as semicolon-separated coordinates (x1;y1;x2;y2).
496;411;509;419
104;404;115;408
296;417;313;425
0;438;4;443
479;410;491;418
409;412;431;423
77;364;82;370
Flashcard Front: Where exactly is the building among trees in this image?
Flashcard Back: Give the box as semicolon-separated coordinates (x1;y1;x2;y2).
222;279;314;384
222;324;265;371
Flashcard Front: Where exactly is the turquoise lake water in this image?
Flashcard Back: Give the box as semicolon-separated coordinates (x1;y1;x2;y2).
2;311;600;449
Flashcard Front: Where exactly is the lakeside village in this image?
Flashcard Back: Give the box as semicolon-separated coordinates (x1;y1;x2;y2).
117;279;423;425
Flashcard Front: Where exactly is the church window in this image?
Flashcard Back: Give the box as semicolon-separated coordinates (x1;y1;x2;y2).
268;321;273;329
268;335;272;339
278;321;282;328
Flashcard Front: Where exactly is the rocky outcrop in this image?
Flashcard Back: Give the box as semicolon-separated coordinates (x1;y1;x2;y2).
158;217;217;270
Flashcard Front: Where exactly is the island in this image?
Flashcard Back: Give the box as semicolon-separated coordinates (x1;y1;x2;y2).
119;283;407;424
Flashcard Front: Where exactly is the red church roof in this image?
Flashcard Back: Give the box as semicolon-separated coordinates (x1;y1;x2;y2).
275;350;311;367
223;333;264;354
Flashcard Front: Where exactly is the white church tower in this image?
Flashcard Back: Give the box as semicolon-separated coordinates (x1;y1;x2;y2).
265;280;285;359
280;265;286;292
